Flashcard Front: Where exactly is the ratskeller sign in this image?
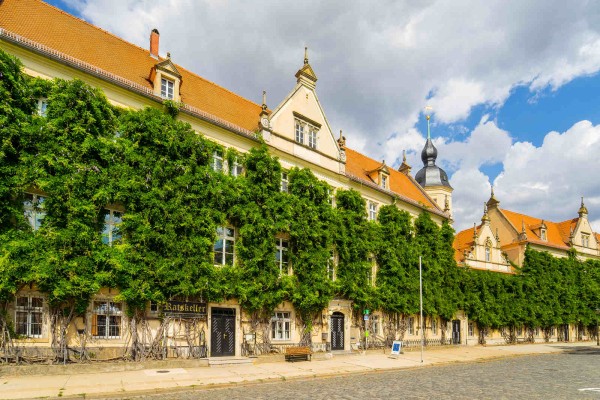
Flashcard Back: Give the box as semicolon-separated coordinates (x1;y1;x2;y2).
164;301;207;317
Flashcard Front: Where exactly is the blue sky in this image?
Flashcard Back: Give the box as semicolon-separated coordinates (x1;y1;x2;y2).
46;0;600;231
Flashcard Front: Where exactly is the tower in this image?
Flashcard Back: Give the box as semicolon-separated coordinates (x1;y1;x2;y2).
414;108;453;215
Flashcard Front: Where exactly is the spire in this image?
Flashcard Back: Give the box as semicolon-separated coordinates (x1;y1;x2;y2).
518;220;528;241
487;186;500;209
399;149;412;175
295;46;317;87
578;196;588;217
481;202;490;224
473;222;478;240
425;105;432;140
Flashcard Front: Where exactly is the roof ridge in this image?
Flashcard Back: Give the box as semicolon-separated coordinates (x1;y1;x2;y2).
34;0;158;60
35;0;263;111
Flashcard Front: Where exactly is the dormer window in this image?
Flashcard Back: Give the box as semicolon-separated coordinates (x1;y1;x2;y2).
381;174;388;189
540;228;547;241
582;233;590;248
161;78;174;99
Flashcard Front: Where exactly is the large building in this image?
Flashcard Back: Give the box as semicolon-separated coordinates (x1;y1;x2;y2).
0;0;455;359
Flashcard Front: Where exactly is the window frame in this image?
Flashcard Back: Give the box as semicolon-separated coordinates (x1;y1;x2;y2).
368;201;378;221
160;77;174;100
582;233;590;248
101;208;123;245
212;150;224;172
540;228;547;241
468;322;474;337
308;127;317;149
230;159;243;177
381;174;388;189
485;245;491;262
214;226;236;266
271;311;291;341
23;193;46;231
37;98;48;117
294;121;304;144
15;296;44;338
275;237;289;275
91;300;123;339
280;171;289;193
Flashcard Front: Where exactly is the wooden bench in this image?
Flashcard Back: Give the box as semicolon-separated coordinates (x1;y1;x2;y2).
284;346;312;362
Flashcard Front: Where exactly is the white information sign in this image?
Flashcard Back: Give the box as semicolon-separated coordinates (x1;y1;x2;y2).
391;340;403;355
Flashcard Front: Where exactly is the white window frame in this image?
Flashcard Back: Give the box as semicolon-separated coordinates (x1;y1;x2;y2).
327;250;336;281
308;127;317;149
102;208;122;245
468;322;474;337
15;296;43;338
280;172;289;193
230;159;243;177
91;301;122;339
275;237;289;275
368;202;377;221
485;246;491;262
540;228;547;241
294;121;304;144
37;98;48;117
212;150;224;172
582;234;590;248
214;226;235;266
271;311;291;341
161;77;174;100
371;315;380;336
23;193;46;231
381;174;388;189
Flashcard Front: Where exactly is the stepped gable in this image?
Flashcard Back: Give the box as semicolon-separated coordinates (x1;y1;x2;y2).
344;148;442;214
0;0;262;131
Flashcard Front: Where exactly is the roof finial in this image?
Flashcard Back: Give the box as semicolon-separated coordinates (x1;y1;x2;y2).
579;196;588;216
496;228;500;242
521;220;526;233
482;202;490;223
425;105;433;140
444;195;450;212
262;90;267;111
337;129;346;149
304;46;309;65
167;52;171;59
403;150;407;163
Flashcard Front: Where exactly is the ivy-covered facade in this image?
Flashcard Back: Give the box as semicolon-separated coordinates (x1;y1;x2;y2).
0;0;599;364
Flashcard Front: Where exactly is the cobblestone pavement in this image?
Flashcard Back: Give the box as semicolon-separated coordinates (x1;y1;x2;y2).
120;346;600;400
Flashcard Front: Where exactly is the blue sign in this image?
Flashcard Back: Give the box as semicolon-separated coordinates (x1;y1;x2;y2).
391;340;403;355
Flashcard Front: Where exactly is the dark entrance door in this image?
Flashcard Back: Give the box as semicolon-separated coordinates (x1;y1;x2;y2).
211;308;235;357
331;312;345;350
452;320;461;345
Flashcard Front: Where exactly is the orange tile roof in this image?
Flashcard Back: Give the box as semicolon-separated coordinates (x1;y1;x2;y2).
344;148;442;214
499;209;571;250
453;225;478;262
0;0;262;132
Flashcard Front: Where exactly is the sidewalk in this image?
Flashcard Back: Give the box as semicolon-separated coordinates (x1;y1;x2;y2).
0;342;592;399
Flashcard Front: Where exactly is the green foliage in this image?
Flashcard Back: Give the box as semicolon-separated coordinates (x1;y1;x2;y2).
1;49;599;337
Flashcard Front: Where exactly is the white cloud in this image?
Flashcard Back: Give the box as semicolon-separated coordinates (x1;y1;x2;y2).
494;120;600;230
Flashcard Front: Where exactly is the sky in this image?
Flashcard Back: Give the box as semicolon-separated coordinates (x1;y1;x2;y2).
47;0;600;232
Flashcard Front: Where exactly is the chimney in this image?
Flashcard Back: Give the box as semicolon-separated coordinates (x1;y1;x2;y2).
150;29;160;59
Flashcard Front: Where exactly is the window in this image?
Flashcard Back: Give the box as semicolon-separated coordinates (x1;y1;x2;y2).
540;228;547;241
92;301;122;339
308;128;317;149
214;226;235;266
280;172;289;193
582;234;590;248
550;326;556;336
271;311;291;340
381;175;388;189
15;296;43;338
516;326;523;336
367;257;376;286
294;121;304;144
468;322;474;337
535;327;540;336
23;193;46;231
408;317;415;335
37;98;48;117
432;318;438;335
485;246;491;262
212;150;224;172
149;302;159;313
101;208;122;245
368;202;377;221
275;238;289;275
371;315;379;336
230;159;243;177
327;250;336;281
161;78;174;99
